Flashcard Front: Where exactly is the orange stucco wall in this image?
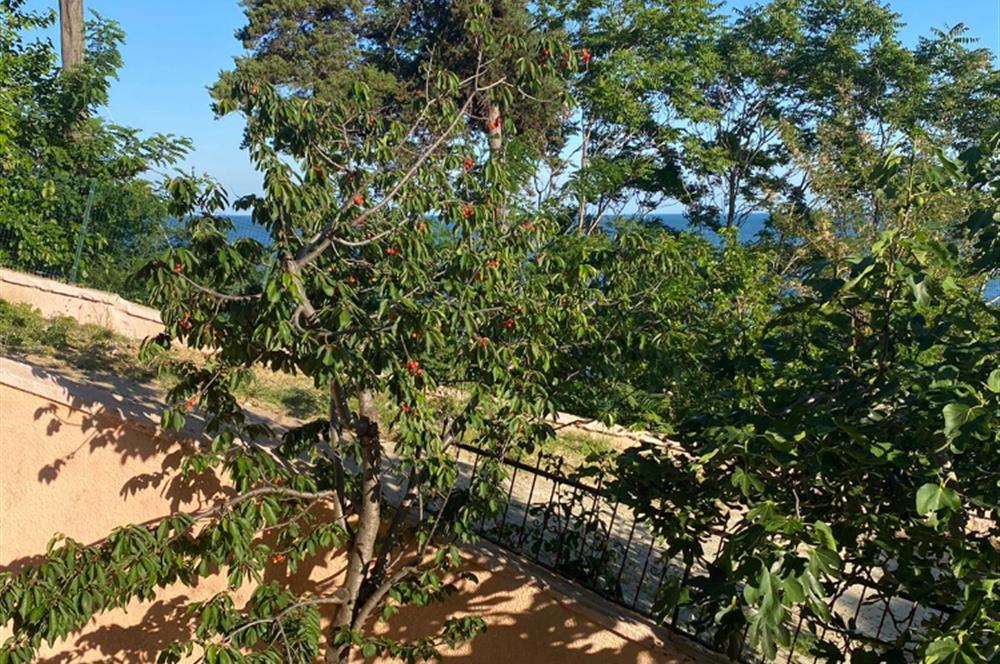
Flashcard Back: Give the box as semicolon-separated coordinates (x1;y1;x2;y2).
0;360;715;663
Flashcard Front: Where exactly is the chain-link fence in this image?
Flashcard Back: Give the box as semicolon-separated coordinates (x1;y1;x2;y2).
0;224;73;284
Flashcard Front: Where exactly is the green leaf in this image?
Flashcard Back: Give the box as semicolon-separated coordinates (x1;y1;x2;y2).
943;402;972;439
923;636;979;664
909;277;931;308
782;576;805;604
986;369;1000;394
915;483;960;516
813;521;837;551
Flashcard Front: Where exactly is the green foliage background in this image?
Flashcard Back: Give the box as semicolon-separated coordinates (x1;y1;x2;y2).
0;1;189;299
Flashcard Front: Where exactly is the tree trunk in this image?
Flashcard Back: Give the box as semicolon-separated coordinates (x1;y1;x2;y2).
326;388;382;664
725;169;739;230
577;118;591;234
59;0;85;72
326;381;349;532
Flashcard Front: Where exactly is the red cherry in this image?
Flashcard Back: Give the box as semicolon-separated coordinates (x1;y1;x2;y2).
503;318;515;330
461;204;475;218
386;247;399;256
417;221;427;232
271;553;285;564
485;258;500;269
543;48;550;57
406;360;422;377
463;156;474;171
346;275;357;285
352;193;364;206
400;405;411;413
477;337;490;348
250;83;259;94
184;397;196;412
173;262;183;274
581;49;591;64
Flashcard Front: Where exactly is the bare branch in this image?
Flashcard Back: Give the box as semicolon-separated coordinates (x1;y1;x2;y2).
175;271;262;302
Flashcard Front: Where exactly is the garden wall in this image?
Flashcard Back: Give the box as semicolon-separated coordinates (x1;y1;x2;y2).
0;357;715;663
0;268;163;340
0;268;682;454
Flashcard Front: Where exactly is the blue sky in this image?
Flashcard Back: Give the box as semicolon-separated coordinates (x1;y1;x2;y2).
21;0;1000;209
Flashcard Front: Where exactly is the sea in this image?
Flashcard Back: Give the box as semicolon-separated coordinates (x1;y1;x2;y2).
222;213;999;303
223;212;767;243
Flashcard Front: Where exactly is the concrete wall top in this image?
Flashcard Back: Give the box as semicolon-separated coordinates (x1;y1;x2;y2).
0;268;163;340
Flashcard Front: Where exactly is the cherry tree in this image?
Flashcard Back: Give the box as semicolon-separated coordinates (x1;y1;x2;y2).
0;4;594;662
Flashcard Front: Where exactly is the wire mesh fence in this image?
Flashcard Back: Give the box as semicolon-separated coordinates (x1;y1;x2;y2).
0;214;270;298
0;223;72;283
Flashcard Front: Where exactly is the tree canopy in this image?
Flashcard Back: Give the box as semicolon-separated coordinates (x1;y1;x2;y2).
0;3;591;662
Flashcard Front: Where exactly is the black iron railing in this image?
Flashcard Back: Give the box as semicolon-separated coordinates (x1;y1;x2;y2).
453;442;950;664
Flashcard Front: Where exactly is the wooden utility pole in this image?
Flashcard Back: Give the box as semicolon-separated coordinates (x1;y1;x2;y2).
59;0;85;71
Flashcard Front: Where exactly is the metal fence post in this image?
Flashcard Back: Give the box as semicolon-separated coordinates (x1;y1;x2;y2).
68;179;96;284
